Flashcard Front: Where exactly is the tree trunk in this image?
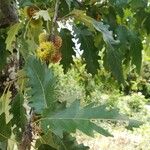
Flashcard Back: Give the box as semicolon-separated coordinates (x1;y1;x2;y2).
0;0;19;96
0;0;18;28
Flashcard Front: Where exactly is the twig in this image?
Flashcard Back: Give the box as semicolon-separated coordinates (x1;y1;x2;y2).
50;0;60;37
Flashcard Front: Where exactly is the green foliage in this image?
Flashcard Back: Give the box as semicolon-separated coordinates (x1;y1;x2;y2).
128;32;143;73
123;63;150;99
116;26;143;73
104;45;124;83
51;62;86;104
143;13;150;34
74;26;100;74
25;56;58;113
5;22;22;53
141;61;150;80
0;114;11;142
65;0;73;9
118;93;148;116
0;91;13;124
41;99;141;138
10;93;27;141
0;0;150;149
60;29;75;72
35;131;58;149
36;132;89;150
0;30;8;71
14;0;150;83
60;133;89;150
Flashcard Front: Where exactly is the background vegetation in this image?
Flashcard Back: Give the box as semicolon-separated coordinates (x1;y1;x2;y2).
0;0;150;149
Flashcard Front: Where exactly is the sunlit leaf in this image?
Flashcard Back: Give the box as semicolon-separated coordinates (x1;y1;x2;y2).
41;100;142;138
0;91;13;124
5;22;22;53
34;10;51;21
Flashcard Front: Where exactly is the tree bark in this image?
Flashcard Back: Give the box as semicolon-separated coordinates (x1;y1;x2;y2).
0;0;19;96
0;0;18;28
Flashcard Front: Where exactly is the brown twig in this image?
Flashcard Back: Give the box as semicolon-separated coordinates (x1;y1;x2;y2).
50;0;60;38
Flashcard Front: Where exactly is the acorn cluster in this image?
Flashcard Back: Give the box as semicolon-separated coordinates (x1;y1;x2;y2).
37;32;62;63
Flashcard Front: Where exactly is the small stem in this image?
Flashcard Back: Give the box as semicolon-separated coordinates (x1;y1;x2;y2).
47;21;50;33
53;0;60;24
50;0;60;37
